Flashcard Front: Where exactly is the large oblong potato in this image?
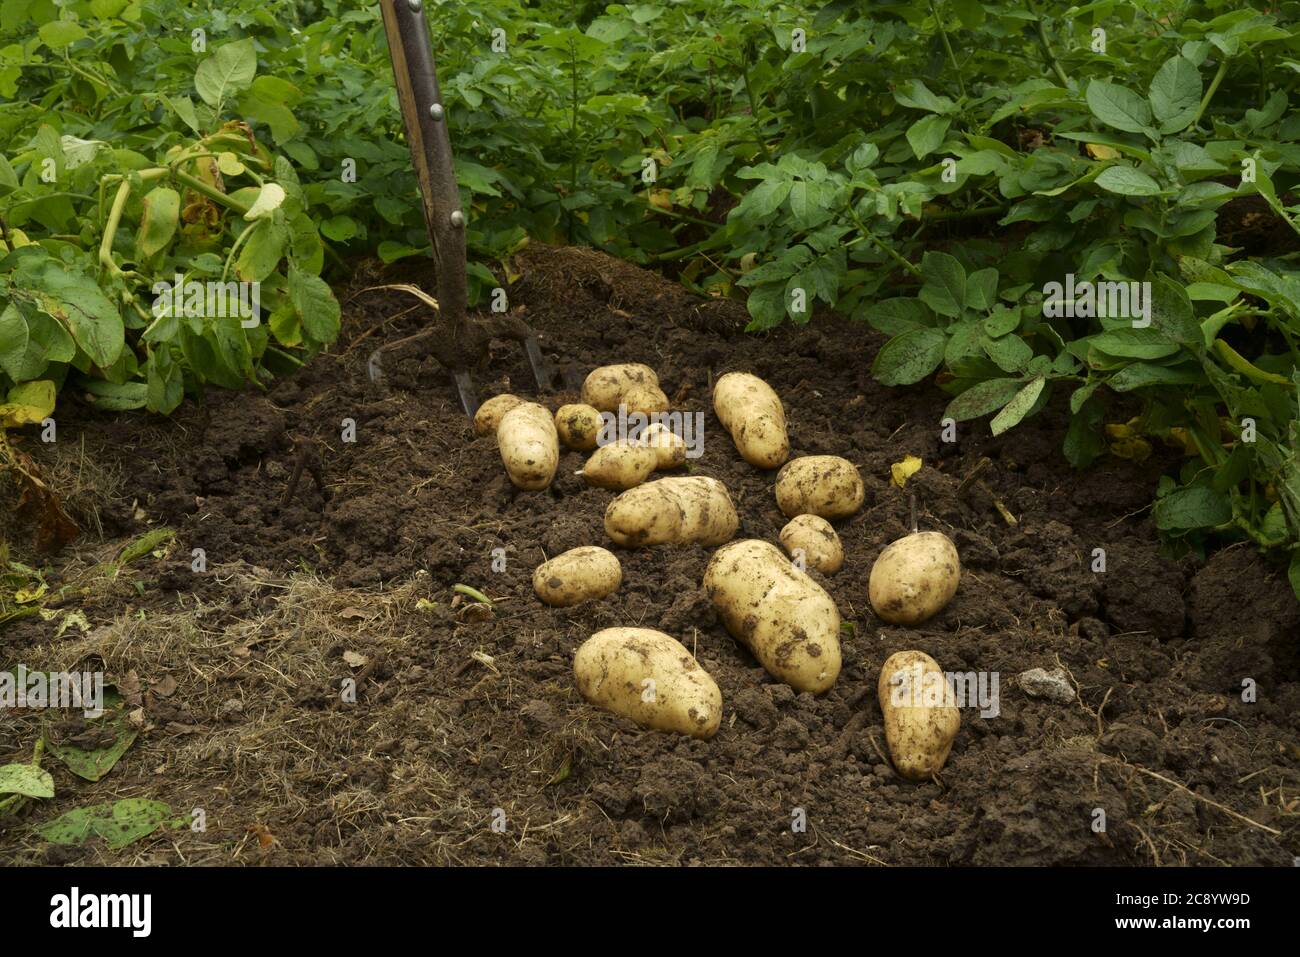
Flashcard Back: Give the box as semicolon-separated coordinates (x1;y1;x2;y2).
474;394;524;437
582;363;669;414
604;476;738;547
574;627;722;739
774;455;864;519
582;443;658;490
778;514;844;574
713;372;789;469
868;531;960;625
533;546;622;607
878;650;960;780
703;539;841;694
555;403;604;451
497;402;559;490
638;422;686;469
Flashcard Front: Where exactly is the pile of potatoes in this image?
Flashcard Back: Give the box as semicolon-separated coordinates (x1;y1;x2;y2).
475;361;964;776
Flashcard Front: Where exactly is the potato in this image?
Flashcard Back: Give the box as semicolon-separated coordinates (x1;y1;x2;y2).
604;476;738;547
582;363;668;414
497;402;559;490
474;394;524;436
573;627;722;739
774;455;864;520
878;650;960;780
582;443;658;491
778;514;844;574
533;546;622;607
712;372;789;469
555;403;604;451
868;531;960;625
703;539;841;693
638;422;687;469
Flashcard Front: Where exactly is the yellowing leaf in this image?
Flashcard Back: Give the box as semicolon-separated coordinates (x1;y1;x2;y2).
15;583;48;604
1086;143;1121;160
244;182;286;221
890;455;923;488
0;380;56;427
647;189;673;211
217;151;246;176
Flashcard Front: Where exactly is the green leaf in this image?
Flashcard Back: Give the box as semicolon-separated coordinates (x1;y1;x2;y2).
12;251;124;370
872;328;946;386
865;298;931;335
289;266;341;344
38;20;87;49
918;251;966;318
37;799;172;849
1095;166;1163;196
1086;80;1155;135
893;79;954;115
966;268;999;311
1153;485;1232;530
136;187;180;260
0;763;54;799
236;221;286;282
82;379;148;411
990;376;1045;435
195;38;257;108
1148;56;1201;133
906;115;950;160
945;378;1025;421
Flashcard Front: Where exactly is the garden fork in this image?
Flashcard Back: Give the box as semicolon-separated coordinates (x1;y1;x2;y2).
371;0;552;416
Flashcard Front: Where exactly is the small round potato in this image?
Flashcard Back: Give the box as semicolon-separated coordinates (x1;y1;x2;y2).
703;539;841;694
574;627;722;739
774;455;864;520
778;514;844;574
604;476;738;547
878;650;960;781
555;403;604;451
638;422;687;469
497;402;559;490
474;394;524;437
713;372;789;469
582;443;658;491
533;546;622;607
868;531;960;625
582;363;666;414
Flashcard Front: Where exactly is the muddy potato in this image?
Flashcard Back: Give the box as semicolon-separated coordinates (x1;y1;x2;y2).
532;546;622;607
582;443;658;490
554;403;603;451
703;539;841;693
712;372;789;469
775;455;864;520
497;402;559;490
638;422;686;469
604;476;738;547
878;650;960;780
778;514;844;574
582;363;667;414
474;394;524;437
623;384;670;416
868;531;960;625
573;627;722;739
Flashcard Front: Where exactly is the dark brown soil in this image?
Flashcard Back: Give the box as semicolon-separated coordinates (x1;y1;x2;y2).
3;244;1298;866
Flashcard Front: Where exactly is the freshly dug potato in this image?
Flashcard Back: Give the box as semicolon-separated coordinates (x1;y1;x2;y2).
533;546;622;607
474;394;524;436
582;443;658;490
604;476;738;547
868;531;960;625
778;514;844;574
638;422;686;469
703;539;841;693
582;363;669;414
497;402;559;490
774;455;864;519
713;372;789;469
573;627;722;739
878;650;960;781
555;403;604;451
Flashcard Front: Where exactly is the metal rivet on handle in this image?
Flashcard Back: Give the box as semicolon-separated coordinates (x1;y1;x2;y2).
406;0;422;12
429;103;444;121
450;210;465;228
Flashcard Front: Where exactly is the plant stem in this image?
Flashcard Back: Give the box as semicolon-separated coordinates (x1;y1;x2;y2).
929;0;967;99
1193;57;1231;128
1026;0;1070;88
